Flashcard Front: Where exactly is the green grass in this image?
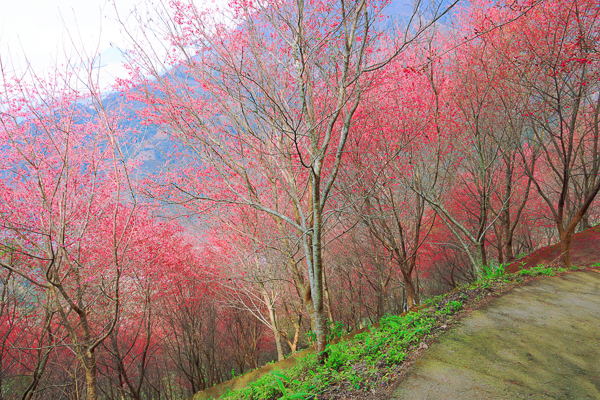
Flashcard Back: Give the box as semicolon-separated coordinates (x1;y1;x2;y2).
516;263;586;277
215;263;594;399
219;311;435;399
588;261;600;268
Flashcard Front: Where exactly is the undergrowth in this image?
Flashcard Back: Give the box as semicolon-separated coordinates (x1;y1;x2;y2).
215;264;590;400
516;264;584;277
219;310;434;399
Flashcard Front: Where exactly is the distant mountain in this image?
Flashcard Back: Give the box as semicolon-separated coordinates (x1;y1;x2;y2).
94;0;457;180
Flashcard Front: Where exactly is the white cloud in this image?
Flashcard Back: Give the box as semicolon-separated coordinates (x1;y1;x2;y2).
1;1;132;76
0;0;226;87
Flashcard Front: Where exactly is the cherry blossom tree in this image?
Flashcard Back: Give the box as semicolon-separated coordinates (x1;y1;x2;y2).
463;0;600;266
0;60;142;399
120;0;457;356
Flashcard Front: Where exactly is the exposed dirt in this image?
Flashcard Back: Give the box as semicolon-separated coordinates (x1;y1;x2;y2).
505;225;600;273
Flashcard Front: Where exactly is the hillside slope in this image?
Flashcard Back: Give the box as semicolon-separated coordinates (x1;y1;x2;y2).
506;225;600;273
193;225;600;400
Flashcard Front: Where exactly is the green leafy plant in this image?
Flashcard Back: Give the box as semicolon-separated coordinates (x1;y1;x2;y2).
305;331;317;346
387;348;407;365
271;371;313;400
327;321;346;341
323;344;349;370
436;300;463;316
518;265;556;277
480;261;506;279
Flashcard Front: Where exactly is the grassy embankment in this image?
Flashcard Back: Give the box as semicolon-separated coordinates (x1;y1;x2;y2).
195;225;600;400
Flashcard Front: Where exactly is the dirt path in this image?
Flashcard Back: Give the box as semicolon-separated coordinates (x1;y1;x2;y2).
392;270;600;399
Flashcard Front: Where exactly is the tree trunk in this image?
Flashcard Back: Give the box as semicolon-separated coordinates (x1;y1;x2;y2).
307;245;328;358
580;214;591;232
322;270;334;323
479;239;488;272
303;288;317;333
560;232;573;268
310;257;328;359
307;176;328;360
84;353;98;400
273;330;284;362
314;300;327;356
502;159;514;263
283;324;300;354
376;285;385;319
495;223;504;266
402;270;420;309
262;289;284;361
505;229;515;262
287;252;317;333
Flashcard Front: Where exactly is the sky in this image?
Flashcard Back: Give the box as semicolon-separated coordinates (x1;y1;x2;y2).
0;0;447;88
0;0;240;88
0;0;142;83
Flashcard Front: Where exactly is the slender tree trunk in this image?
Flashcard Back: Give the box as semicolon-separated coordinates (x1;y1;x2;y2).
306;175;328;359
309;254;327;357
276;214;318;334
262;289;284;361
580;214;591;231
307;244;327;353
376;283;385;318
479;239;488;271
287;260;318;338
284;324;300;354
495;223;505;266
503;159;514;262
505;227;515;262
478;199;489;270
300;284;317;333
322;270;334;323
282;301;302;354
273;331;284;362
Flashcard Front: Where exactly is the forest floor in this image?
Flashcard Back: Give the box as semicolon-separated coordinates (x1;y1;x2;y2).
195;225;600;400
